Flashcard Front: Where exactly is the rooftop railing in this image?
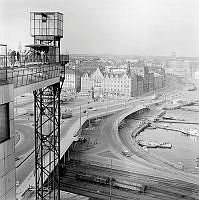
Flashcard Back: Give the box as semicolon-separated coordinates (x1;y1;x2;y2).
0;54;69;88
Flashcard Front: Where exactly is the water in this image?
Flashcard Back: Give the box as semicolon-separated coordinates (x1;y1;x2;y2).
136;91;199;173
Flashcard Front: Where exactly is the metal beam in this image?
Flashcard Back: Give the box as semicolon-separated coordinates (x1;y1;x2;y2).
34;82;61;200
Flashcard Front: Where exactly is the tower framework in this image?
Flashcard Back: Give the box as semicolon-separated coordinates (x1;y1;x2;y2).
34;82;61;199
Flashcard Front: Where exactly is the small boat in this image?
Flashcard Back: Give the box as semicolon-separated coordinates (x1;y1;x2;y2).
159;142;172;149
187;128;199;137
137;140;159;148
162;115;175;120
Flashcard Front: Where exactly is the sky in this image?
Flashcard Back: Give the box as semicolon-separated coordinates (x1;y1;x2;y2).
1;0;199;57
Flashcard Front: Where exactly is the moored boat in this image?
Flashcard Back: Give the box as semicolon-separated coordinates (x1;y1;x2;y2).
159;142;172;149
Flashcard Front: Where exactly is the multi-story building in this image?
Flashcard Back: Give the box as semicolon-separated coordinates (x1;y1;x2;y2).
148;72;154;92
136;75;144;96
81;68;135;98
63;69;81;93
0;45;16;199
154;72;164;90
190;61;199;77
81;63;165;98
168;59;190;77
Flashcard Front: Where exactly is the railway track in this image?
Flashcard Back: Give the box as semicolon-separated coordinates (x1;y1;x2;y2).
61;171;191;200
61;161;199;199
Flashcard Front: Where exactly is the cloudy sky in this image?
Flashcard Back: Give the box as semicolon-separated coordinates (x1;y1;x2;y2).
1;0;199;56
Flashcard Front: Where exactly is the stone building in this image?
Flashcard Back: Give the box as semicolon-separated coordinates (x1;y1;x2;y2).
81;68;135;98
63;69;81;93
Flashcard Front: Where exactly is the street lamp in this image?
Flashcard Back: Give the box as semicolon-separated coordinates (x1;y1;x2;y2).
106;93;108;114
79;106;82;131
109;159;112;200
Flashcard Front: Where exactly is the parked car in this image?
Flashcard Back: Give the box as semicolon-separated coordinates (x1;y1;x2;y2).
61;112;72;119
122;150;131;157
91;108;97;111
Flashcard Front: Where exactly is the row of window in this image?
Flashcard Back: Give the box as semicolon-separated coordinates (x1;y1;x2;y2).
31;19;63;29
82;82;130;88
81;85;130;93
31;29;63;36
30;12;63;21
83;78;130;84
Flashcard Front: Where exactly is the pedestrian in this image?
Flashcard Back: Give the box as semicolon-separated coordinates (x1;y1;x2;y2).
10;50;16;67
17;51;20;61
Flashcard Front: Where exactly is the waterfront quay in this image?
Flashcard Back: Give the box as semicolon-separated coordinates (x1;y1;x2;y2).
57;87;199;199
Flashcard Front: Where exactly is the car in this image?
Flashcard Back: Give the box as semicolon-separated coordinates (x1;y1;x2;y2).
88;107;93;109
61;112;72;119
90;108;97;111
122;150;131;157
83;110;87;113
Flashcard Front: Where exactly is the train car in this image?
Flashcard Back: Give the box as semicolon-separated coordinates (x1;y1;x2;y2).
76;173;92;182
75;173;146;194
112;179;146;194
75;173;109;185
113;182;141;193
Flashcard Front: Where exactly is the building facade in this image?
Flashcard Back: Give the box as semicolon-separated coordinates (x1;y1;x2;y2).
81;68;134;98
0;84;16;200
63;69;81;93
81;65;165;98
0;45;16;200
168;59;190;77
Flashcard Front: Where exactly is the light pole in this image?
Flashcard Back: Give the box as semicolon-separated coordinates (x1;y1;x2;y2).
15;97;18;115
106;94;108;114
79;106;82;131
109;159;112;200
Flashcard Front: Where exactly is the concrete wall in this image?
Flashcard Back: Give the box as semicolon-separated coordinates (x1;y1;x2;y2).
0;84;16;200
14;77;60;98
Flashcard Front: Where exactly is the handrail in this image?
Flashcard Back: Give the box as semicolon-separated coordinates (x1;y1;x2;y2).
0;54;69;87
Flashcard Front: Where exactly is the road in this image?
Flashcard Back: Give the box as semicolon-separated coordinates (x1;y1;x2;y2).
15;95;146;187
15;77;190;197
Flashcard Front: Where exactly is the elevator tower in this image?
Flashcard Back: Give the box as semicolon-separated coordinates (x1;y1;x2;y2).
29;12;65;200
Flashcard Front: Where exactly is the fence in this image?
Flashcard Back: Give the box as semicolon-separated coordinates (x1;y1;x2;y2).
0;54;69;87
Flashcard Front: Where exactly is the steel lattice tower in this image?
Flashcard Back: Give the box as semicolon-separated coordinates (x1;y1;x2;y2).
28;12;66;199
34;82;61;199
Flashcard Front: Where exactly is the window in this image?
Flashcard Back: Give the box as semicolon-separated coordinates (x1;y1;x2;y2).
0;103;10;143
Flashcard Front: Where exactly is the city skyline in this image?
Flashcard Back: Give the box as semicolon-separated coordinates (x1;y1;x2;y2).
1;0;199;57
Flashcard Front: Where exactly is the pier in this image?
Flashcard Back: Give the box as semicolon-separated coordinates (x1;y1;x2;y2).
153;125;188;134
158;120;199;125
131;122;149;137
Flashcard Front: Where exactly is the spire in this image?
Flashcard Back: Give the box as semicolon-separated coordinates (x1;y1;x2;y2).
127;61;131;75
